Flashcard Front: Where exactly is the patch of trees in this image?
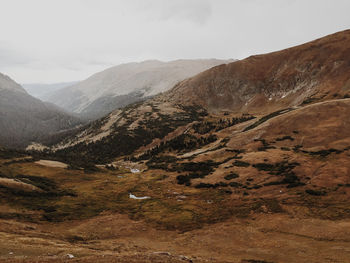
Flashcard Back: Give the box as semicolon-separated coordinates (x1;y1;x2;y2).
276;135;295;141
305;189;326;196
174;160;219;186
243;108;293;132
192;115;256;134
225;148;245;154
194;181;244;189
301;97;318;105
133;134;218;161
145;155;177;171
307;148;343;157
254;139;276;151
280;147;291;151
195;182;228;189
51;104;208;166
291;146;343;157
233;160;250;167
224;173;239;180
253;161;304;188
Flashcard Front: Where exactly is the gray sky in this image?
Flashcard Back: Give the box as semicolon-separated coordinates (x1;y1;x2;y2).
0;0;349;83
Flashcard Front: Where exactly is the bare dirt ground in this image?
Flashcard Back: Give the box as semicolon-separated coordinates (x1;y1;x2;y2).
1;213;350;263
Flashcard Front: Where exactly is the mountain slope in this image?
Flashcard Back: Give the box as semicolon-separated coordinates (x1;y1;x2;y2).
45;59;233;119
0;73;82;148
3;30;350;263
52;30;350;162
47;28;350;230
165;29;350;113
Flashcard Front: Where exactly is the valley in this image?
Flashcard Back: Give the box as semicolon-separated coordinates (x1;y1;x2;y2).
1;29;350;262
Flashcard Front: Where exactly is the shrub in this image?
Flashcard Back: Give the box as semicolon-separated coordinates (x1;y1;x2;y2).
224;173;239;180
233;160;250;167
276;135;294;141
305;189;326;196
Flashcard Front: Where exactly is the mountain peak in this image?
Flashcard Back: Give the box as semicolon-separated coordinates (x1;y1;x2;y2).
0;72;27;94
44;58;233;119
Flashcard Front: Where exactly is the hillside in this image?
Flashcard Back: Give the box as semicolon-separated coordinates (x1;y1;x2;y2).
0;73;82;148
51;30;350;162
2;30;350;262
2;145;350;262
44;30;350;233
45;59;233;119
165;30;350;113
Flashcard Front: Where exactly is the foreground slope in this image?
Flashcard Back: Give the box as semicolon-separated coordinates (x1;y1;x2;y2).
1;100;350;262
0;73;82;148
46;59;233;119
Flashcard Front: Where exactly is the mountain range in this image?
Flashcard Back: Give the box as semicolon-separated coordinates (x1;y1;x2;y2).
44;59;233;119
52;30;350;162
22;81;78;101
1;60;233;148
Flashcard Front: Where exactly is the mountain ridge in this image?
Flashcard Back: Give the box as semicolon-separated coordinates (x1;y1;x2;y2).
0;74;82;149
164;29;350;113
45;59;234;119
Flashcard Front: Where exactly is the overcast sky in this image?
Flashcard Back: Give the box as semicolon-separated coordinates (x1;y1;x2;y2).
0;0;349;83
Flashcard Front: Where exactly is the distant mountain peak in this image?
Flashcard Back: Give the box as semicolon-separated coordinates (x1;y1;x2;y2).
0;72;27;94
44;59;234;119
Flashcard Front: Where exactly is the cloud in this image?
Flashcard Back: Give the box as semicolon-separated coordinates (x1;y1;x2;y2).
0;0;349;83
157;0;212;25
0;44;33;68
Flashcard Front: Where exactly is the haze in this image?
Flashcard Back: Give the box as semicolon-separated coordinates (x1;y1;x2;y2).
0;0;349;83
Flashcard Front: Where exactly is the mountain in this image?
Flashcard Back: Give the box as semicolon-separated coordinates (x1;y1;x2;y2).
165;30;350;113
2;30;350;263
52;30;350;160
45;59;234;119
0;73;82;149
46;29;350;221
22;81;78;101
45;30;350;245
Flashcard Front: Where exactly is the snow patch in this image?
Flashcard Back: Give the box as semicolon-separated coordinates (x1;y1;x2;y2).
129;193;150;200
